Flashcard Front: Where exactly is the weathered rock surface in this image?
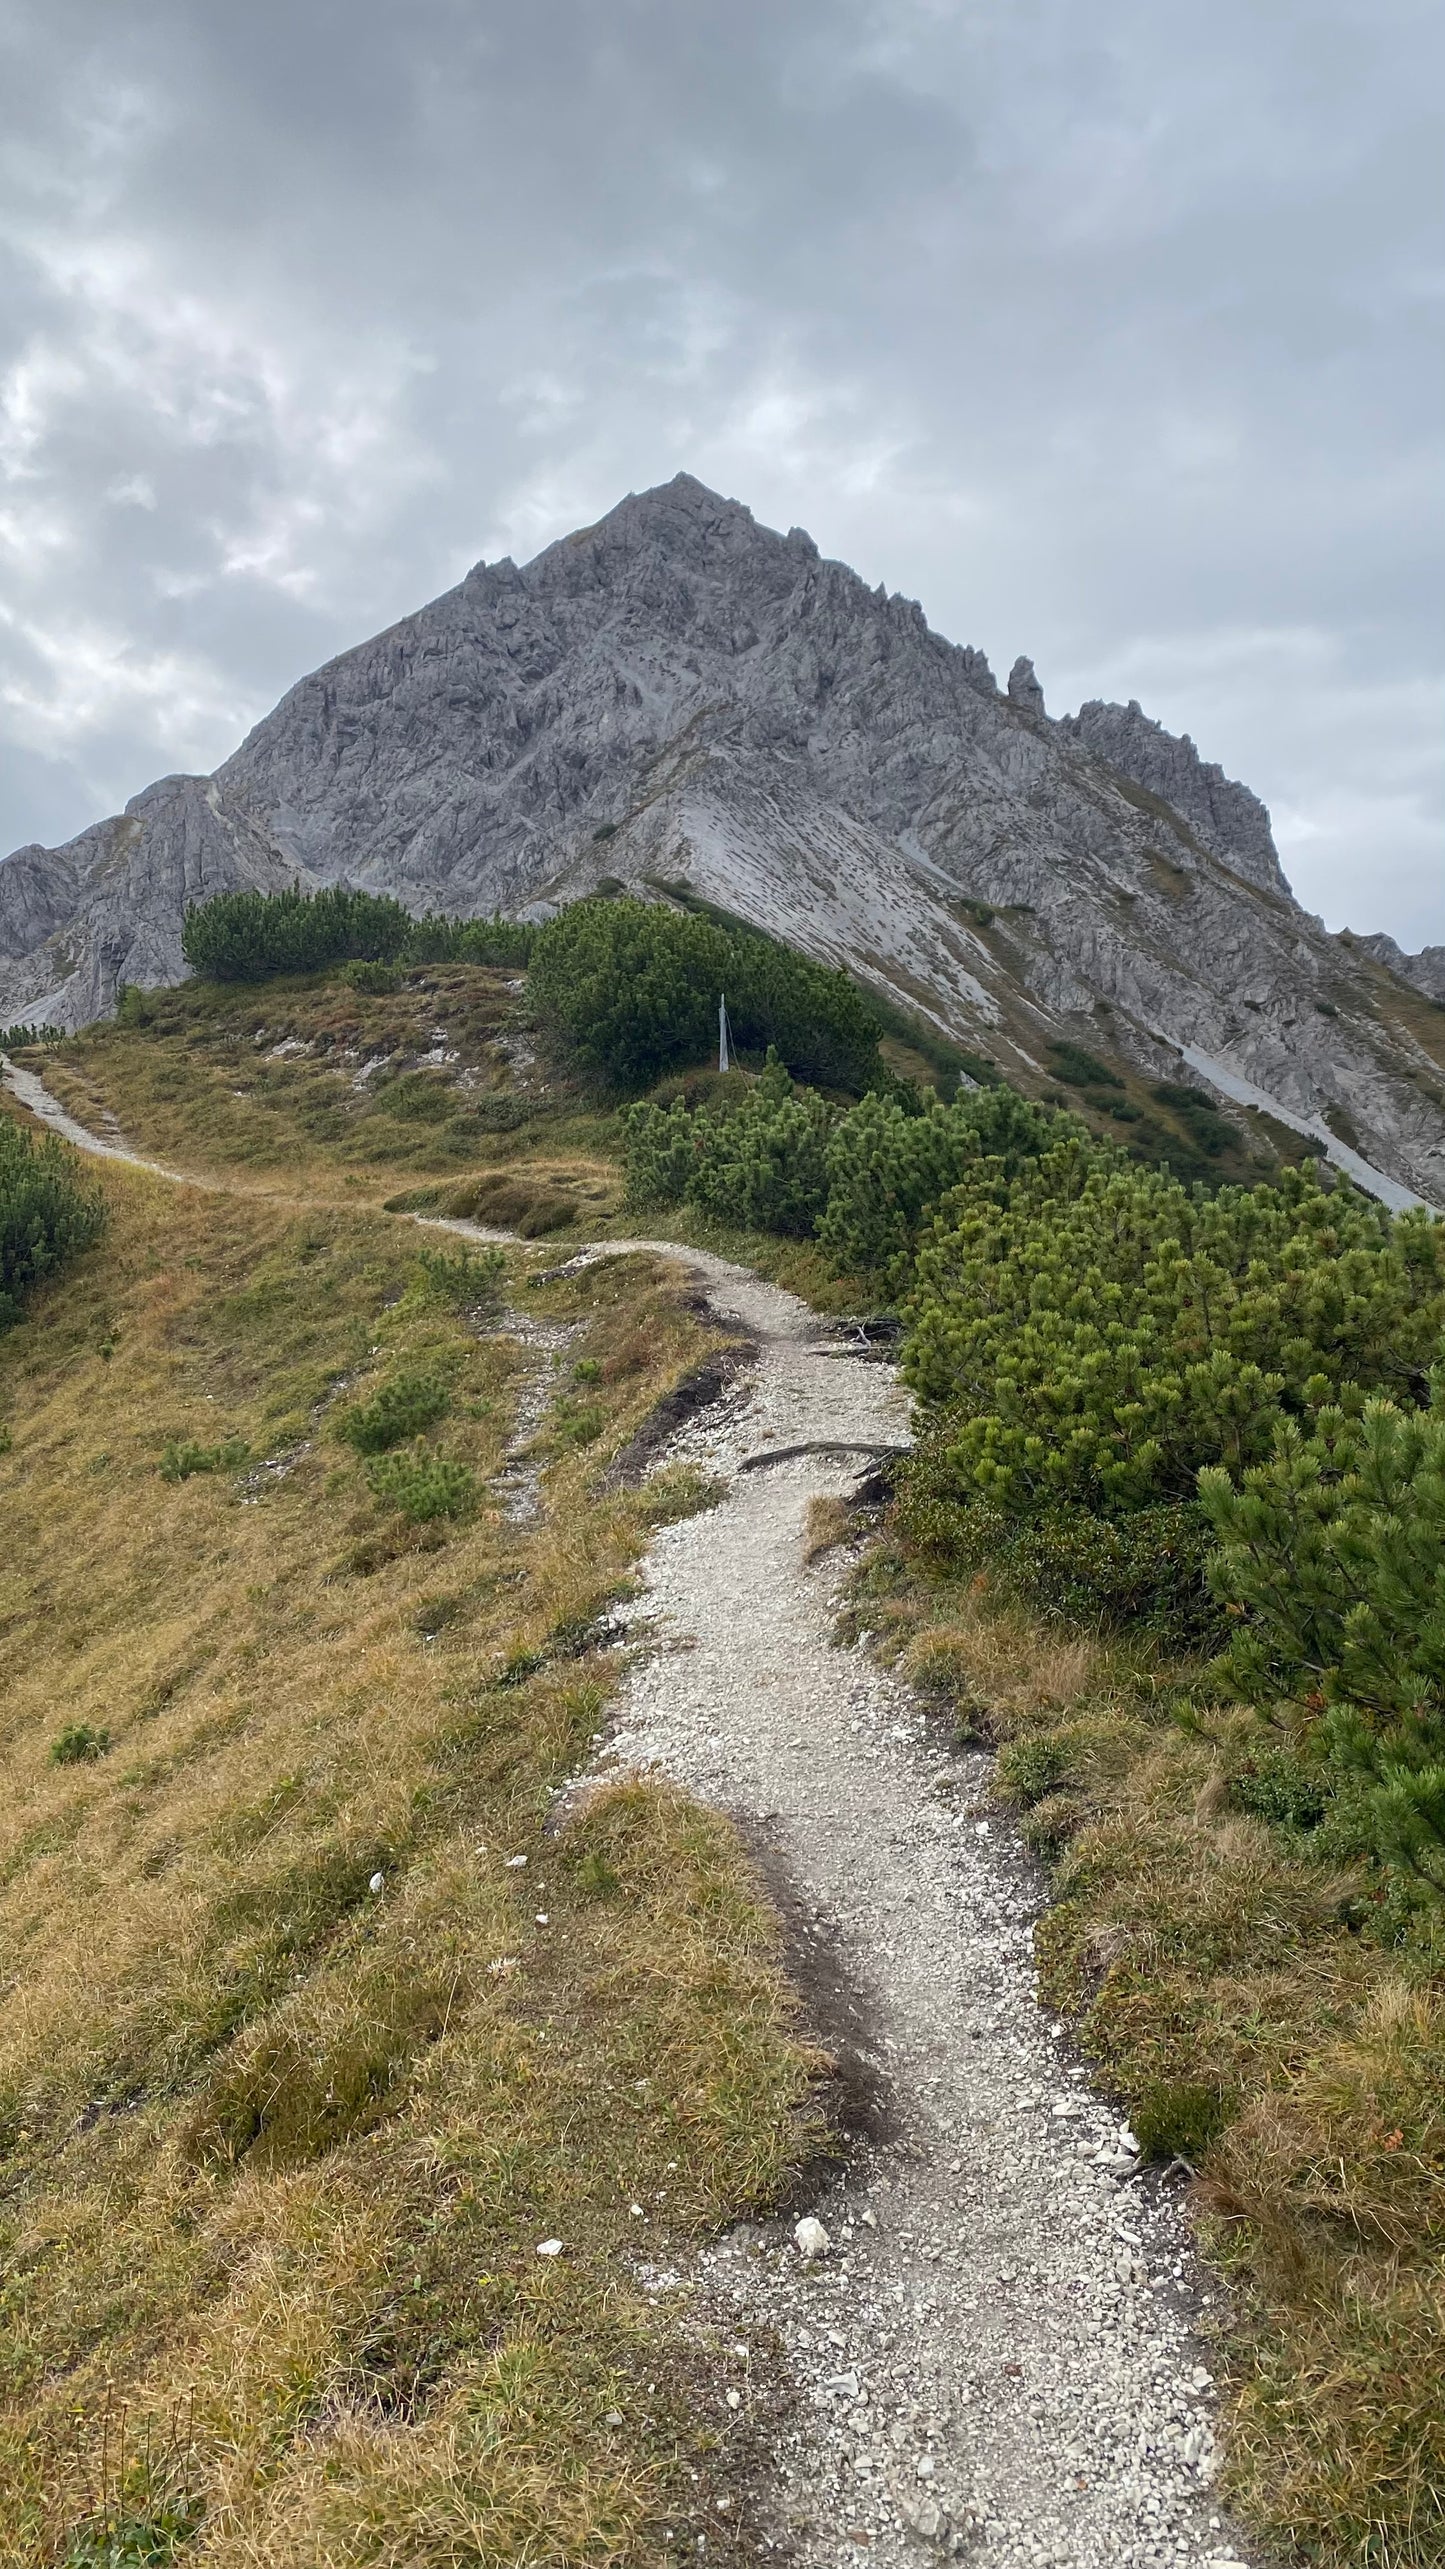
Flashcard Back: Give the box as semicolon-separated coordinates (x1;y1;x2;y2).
1356;932;1445;1006
4;471;1443;1202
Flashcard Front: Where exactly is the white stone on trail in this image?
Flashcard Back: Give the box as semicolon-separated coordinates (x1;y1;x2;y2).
794;2217;832;2262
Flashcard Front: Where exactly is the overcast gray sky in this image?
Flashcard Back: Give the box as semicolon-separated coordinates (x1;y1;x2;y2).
1;0;1441;942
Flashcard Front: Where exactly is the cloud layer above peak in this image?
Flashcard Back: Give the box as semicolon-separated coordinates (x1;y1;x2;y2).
1;0;1441;939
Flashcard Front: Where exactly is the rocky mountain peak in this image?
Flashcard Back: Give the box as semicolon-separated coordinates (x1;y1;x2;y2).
2;476;1442;1208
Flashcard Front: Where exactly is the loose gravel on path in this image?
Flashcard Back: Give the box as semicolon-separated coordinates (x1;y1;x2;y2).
589;1254;1257;2569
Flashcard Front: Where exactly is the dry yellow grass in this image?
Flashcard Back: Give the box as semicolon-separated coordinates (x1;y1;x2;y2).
0;1143;821;2565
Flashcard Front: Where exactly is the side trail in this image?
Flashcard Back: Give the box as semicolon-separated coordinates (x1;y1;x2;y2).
2;1058;1256;2569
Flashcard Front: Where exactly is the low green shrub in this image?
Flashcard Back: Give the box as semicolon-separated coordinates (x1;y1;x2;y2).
530;895;884;1092
413;1242;507;1315
1047;1039;1123;1091
818;1084;1064;1288
374;1073;452;1123
0;1119;106;1329
183;885;413;982
159;1437;250;1483
905;1157;1444;1519
623;1059;1064;1276
399;912;536;968
1203;1391;1445;1896
366;1451;477;1523
1227;1741;1329;1836
335;958;400;995
336;1371;450;1455
550;1398;605;1449
1;1021;63;1047
50;1723;112;1765
897;1470;1223;1649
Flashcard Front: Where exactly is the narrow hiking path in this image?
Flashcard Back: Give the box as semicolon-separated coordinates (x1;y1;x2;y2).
3;1056;1256;2569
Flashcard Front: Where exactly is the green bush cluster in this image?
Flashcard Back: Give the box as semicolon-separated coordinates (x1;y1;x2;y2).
182;885;414;981
400;913;536;968
335;958;400;996
366;1450;477;1522
181;884;538;985
529;896;884;1092
898;1130;1445;1898
50;1723;111;1766
159;1436;250;1483
623;1058;1063;1264
817;1086;1064;1289
412;1242;507;1315
1203;1391;1445;1895
336;1371;451;1455
0;1118;107;1330
903;1154;1443;1519
1;1022;63;1047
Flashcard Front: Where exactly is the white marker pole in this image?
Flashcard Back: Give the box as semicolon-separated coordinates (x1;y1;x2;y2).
719;992;730;1074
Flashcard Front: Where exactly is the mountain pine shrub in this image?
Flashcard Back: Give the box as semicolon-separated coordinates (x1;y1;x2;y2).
366;1450;476;1522
817;1085;1066;1290
1202;1390;1445;1895
183;885;413;981
336;1371;451;1455
529;896;884;1091
400;912;536;967
624;1061;1068;1273
0;1118;106;1329
903;1154;1444;1519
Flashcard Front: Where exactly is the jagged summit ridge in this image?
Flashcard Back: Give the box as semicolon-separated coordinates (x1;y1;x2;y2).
2;474;1443;1206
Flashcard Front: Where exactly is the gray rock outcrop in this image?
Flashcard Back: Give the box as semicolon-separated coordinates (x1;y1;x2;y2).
1354;932;1445;1006
1059;697;1289;898
3;472;1442;1203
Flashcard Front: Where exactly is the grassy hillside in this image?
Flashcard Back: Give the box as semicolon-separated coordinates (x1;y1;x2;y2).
0;1130;819;2565
12;939;1445;2567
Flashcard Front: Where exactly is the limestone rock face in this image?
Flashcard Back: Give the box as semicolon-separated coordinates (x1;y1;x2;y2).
1356;932;1445;1006
3;471;1443;1204
1059;697;1289;898
1007;655;1046;717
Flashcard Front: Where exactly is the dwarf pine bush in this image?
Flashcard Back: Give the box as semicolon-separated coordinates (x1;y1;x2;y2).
1202;1390;1445;1894
336;1371;451;1455
366;1450;476;1522
903;1153;1445;1519
0;1119;106;1329
183;885;413;981
817;1085;1064;1289
530;896;884;1091
623;1058;1064;1269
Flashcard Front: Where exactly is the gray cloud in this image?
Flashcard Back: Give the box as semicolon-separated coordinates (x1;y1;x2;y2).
2;0;1441;937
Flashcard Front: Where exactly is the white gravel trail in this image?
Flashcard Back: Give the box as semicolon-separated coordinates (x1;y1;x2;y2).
596;1265;1256;2569
2;1058;1256;2568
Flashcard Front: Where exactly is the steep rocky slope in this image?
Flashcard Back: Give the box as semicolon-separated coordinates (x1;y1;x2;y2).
4;473;1443;1203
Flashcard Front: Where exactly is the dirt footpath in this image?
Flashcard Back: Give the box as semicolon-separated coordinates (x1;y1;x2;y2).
599;1262;1255;2569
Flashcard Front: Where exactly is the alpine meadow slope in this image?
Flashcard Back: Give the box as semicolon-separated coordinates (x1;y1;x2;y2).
3;474;1444;1207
